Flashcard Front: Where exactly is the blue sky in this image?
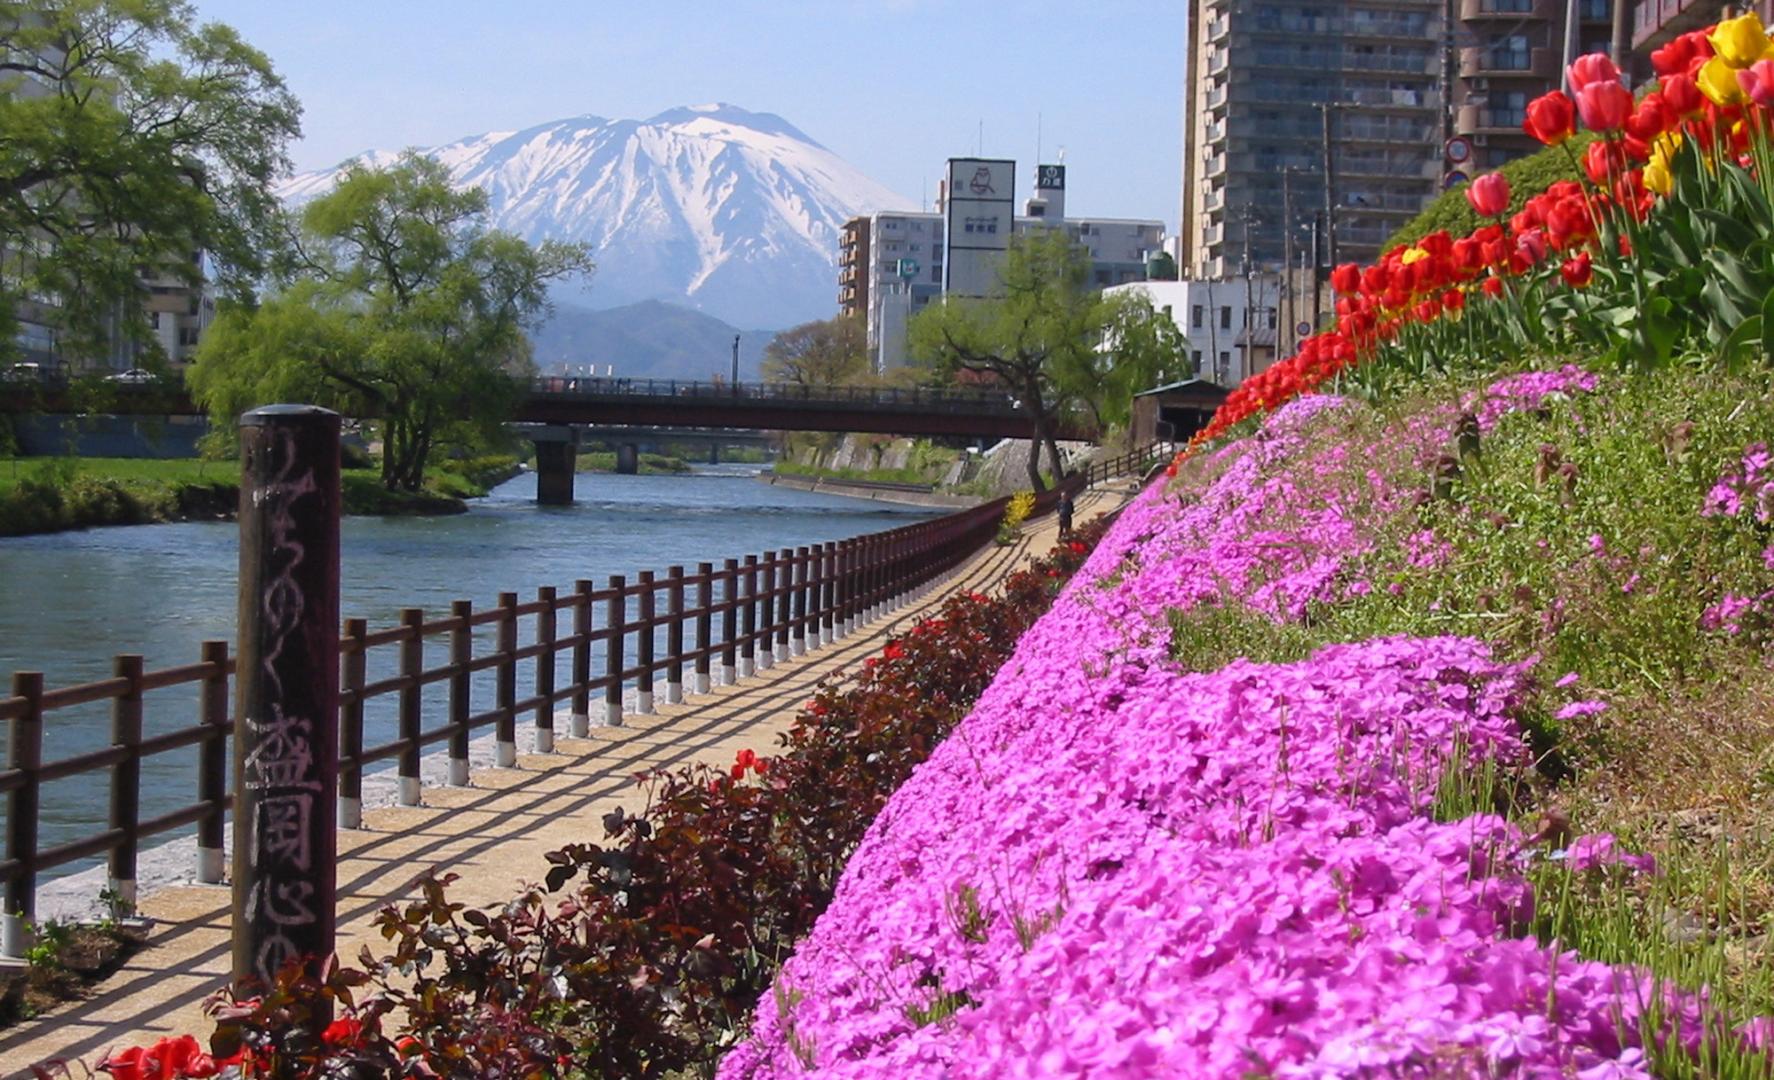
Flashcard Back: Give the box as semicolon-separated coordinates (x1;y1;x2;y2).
194;1;1188;231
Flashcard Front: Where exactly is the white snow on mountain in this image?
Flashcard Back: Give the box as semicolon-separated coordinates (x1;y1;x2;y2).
278;104;915;329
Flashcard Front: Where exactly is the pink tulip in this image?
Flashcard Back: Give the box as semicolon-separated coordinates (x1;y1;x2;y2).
1576;80;1633;131
1465;172;1511;217
1567;52;1621;92
1737;59;1774;108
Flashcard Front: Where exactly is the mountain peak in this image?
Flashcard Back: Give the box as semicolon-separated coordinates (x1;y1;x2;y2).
279;105;913;329
641;103;820;147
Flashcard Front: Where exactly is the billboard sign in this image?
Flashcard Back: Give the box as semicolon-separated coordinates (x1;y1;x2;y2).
943;158;1016;297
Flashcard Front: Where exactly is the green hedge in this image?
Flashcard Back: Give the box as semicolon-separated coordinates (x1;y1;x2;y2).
1385;132;1595;251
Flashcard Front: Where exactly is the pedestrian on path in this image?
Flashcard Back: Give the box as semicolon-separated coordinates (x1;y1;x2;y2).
1058;490;1074;537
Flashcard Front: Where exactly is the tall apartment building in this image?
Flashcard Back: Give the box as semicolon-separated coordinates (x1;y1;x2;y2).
841;162;1166;372
1454;0;1616;171
1631;0;1766;65
1182;0;1446;280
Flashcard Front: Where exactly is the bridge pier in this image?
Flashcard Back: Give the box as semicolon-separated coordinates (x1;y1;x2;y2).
709;443;721;465
533;429;577;505
615;443;640;475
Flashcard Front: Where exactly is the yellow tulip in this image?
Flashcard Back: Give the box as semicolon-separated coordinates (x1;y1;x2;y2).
1698;55;1748;105
1644;156;1673;197
1710;11;1769;67
1401;246;1430;266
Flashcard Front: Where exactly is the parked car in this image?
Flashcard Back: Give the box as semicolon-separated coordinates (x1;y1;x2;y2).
105;368;157;383
2;362;42;383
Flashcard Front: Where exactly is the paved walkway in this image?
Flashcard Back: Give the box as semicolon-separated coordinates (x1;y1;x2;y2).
0;487;1125;1077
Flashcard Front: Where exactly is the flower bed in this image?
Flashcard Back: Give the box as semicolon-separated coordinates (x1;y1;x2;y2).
724;386;1774;1077
84;521;1113;1078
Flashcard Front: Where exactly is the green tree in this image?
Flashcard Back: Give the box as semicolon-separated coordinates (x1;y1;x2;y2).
908;228;1096;491
0;0;301;365
189;154;594;490
760;313;869;387
1053;289;1192;432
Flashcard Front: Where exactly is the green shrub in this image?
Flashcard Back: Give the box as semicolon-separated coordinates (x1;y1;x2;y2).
1386;133;1594;250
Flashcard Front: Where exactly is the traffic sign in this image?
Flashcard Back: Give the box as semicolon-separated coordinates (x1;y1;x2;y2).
1444;137;1472;165
1443;169;1469;190
1296;321;1312;337
897;258;920;280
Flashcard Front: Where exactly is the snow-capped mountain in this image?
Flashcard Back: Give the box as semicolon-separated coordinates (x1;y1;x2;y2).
279;104;915;329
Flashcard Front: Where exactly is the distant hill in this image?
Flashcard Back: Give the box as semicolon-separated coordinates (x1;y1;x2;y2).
529;299;779;382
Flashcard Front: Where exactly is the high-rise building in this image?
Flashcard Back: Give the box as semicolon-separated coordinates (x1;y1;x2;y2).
1181;0;1446;280
1454;0;1617;171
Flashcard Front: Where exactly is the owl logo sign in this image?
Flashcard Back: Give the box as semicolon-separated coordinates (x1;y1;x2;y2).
969;167;996;195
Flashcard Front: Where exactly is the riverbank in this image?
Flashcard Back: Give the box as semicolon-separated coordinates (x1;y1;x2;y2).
0;455;522;538
757;470;982;509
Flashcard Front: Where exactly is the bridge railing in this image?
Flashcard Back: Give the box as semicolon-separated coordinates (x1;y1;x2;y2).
0;452;1195;956
529;377;1026;414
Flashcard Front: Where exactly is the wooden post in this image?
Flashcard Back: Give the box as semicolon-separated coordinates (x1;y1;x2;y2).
740;555;758;678
604;575;625;726
535;586;557;753
231;404;340;999
775;548;793;663
666;567;686;704
448;600;472;786
495;592;518;766
3;672;42;959
397;609;423;805
721;558;739;685
105;655;144;910
197;641;229;882
792;546;809;656
755;556;774;673
820;543;836;646
340;621;367;828
571;580;592;737
695;562;714;694
636;571;656;713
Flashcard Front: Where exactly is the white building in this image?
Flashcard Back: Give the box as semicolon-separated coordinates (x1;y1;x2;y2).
842;161;1168;373
1105;276;1284;388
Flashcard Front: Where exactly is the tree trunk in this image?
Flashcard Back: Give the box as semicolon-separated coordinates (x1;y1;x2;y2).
1023;433;1046;493
1041;425;1067;484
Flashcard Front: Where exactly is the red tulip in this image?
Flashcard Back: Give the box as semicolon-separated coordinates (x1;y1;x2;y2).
1524;91;1577;145
1568;52;1622;92
1482;276;1505;298
1662;72;1704;115
1465;172;1511;217
1583;138;1620;185
1516;227;1548;264
1560;251;1594;288
1577;80;1634;131
1441;288;1466;312
1330;262;1361;293
1652;36;1696;77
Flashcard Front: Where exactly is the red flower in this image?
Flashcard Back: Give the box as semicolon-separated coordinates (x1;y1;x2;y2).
1482;276;1505;298
882;640;904;661
1523;91;1577;145
1441;288;1466;312
1329;262;1361;293
1662;72;1704;115
322;1017;363;1046
1568;52;1621;93
1651;36;1695;77
1737;59;1774;107
1583;139;1620;185
1577;80;1633;132
1560;251;1594;288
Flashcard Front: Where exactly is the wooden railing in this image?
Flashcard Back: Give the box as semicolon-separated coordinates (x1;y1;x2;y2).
0;457;1181;957
1083;441;1176;487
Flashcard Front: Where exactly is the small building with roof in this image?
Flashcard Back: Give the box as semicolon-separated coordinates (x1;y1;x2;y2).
1130;378;1229;447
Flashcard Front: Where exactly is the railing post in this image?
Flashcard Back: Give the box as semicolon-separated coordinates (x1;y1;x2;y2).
756;556;774;672
197;641;229;882
721;558;740;685
103;655;145;911
776;547;794;662
839;541;856;637
605;575;625;726
666;567;686;705
792;546;809;656
398;609;423;805
496;591;518;766
4;672;42;959
449;599;472;785
636;571;656;713
740;555;758;678
572;580;592;737
231;403;340;999
695;562;714;694
340;621;367;828
535;586;557;753
820;543;836;646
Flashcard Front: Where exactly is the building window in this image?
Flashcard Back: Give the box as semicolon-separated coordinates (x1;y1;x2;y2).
1266;308;1277;329
1095;270;1110;285
1488;90;1529;129
1219;306;1232;329
1191;304;1204;328
1488;35;1530;70
1192;349;1203;370
1483;0;1532;11
1579;0;1609;17
1219;350;1231;370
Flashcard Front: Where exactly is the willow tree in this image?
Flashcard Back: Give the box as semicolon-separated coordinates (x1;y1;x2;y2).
907;228;1096;491
190;154;594;489
0;0;300;364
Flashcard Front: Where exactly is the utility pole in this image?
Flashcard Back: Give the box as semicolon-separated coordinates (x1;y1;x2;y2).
1310;212;1324;336
1561;0;1581;93
1610;0;1632;78
1240;204;1256;384
1442;0;1457;145
1320;103;1339;275
731;334;740;389
1282;168;1296;356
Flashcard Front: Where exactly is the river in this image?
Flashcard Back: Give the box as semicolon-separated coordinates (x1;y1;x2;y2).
0;466;940;877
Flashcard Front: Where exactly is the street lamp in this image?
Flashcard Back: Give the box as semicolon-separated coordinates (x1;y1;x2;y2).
731;334;741;388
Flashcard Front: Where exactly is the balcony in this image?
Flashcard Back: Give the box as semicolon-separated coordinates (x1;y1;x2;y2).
1207;15;1229;40
1344;86;1436;109
1204;188;1225;212
1632;0;1721;47
1209;49;1229;75
1459;0;1558;18
1206;154;1228;179
1207;83;1229;110
1459;44;1559;79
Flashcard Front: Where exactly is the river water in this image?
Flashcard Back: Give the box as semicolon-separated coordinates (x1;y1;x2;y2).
0;466;939;876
